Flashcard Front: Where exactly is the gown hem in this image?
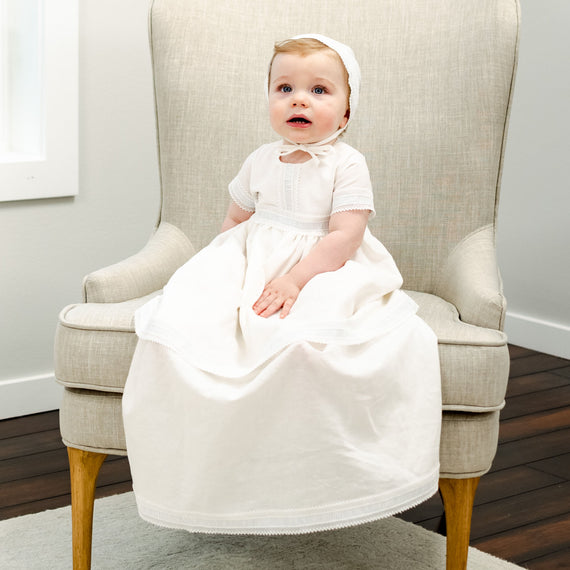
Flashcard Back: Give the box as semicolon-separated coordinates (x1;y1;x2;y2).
132;470;439;536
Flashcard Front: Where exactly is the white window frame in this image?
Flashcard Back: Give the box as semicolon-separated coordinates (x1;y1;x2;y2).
0;0;78;202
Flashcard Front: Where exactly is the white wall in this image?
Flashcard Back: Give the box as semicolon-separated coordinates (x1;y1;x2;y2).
0;1;568;419
0;1;159;418
497;0;570;359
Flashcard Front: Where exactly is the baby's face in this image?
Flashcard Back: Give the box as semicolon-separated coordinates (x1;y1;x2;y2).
268;51;349;145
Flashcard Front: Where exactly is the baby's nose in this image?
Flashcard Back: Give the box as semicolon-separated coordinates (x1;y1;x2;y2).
292;93;309;107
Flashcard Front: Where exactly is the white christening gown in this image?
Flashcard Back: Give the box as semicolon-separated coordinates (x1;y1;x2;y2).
122;140;442;534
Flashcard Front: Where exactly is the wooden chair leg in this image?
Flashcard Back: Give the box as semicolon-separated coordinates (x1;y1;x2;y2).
68;447;107;570
439;476;480;570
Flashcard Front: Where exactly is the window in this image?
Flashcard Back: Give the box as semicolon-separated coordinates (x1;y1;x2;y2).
0;0;78;201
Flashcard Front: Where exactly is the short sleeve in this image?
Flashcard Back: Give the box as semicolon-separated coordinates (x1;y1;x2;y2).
228;150;257;212
331;149;376;218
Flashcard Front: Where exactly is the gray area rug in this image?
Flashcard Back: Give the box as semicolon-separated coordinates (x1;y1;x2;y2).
0;492;522;569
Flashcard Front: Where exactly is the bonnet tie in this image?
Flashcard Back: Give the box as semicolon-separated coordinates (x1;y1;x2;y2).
278;142;334;164
277;126;344;164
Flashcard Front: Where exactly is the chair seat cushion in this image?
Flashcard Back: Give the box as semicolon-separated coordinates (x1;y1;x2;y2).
55;292;159;393
55;290;508;412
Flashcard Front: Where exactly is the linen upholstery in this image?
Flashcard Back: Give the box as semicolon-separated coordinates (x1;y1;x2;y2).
55;294;155;393
55;0;520;483
60;389;126;455
434;225;507;330
82;222;194;304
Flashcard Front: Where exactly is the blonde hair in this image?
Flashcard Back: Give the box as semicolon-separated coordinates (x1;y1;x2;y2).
268;38;350;106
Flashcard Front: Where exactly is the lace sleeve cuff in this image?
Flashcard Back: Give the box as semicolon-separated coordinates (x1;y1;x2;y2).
330;193;376;219
228;178;256;212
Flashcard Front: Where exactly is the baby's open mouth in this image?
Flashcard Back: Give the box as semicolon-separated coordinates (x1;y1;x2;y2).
287;116;312;125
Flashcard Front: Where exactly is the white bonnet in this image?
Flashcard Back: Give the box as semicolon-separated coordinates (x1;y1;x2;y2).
290;34;361;122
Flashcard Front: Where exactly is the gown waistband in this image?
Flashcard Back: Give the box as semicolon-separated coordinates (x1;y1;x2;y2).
251;208;329;235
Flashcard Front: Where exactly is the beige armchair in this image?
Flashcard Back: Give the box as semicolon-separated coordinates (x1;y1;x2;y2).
55;0;520;568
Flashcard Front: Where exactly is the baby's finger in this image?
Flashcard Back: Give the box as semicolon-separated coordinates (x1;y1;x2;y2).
280;298;295;319
253;289;272;311
254;292;279;315
254;281;278;304
253;298;269;314
259;297;283;319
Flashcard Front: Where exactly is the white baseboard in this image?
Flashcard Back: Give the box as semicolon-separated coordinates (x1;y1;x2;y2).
504;311;570;360
0;373;63;420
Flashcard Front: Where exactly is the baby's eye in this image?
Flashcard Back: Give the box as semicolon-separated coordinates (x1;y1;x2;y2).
279;84;292;93
312;86;327;95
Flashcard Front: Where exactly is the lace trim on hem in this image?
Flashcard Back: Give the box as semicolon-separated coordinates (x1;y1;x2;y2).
133;471;439;535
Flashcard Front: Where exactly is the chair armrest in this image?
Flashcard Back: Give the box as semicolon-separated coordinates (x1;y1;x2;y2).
434;224;506;331
82;222;195;303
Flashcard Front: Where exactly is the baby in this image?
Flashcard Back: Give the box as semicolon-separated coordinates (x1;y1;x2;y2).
123;34;441;535
223;36;371;319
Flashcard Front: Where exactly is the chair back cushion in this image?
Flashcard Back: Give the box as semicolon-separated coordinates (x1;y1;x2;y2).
150;0;519;293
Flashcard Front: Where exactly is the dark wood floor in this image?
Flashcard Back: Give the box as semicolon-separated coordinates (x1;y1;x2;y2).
1;345;569;568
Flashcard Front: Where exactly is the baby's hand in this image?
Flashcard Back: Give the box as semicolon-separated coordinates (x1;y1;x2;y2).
253;275;300;319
